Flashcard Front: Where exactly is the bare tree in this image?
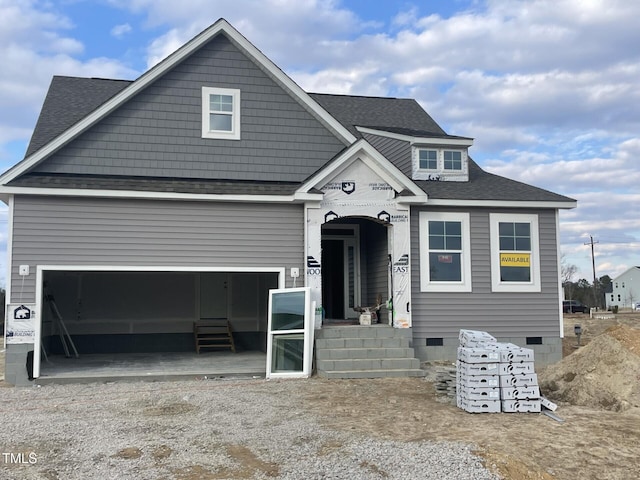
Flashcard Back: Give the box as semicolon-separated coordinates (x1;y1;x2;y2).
561;255;578;300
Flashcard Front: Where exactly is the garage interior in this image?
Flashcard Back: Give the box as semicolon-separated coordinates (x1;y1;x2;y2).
37;270;279;381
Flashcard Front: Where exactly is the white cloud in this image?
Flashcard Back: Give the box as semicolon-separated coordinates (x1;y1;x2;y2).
111;23;132;39
0;1;138;152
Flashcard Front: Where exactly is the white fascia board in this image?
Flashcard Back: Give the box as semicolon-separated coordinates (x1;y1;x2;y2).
37;265;287;274
425;198;578;209
356;126;474;147
395;195;429;204
224;22;356;146
0;186;320;204
0;18;356;186
297;139;427;198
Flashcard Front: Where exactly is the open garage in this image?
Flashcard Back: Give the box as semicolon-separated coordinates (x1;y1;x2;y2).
35;268;282;381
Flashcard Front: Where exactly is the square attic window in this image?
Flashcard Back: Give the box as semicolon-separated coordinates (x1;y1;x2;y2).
202;87;240;140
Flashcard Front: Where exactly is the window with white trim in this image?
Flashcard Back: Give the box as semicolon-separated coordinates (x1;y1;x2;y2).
419;212;472;292
419;149;438;170
443;150;462;170
413;147;468;181
201;87;240;140
490;213;541;292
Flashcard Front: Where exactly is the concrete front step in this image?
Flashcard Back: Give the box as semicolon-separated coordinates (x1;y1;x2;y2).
317;368;426;379
314;325;425;379
316;337;410;349
316;325;405;339
317;357;421;372
315;346;416;360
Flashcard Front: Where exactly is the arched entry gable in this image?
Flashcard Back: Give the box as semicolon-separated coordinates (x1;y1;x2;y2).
305;156;412;329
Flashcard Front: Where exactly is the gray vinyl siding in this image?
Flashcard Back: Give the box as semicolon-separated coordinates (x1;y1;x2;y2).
363;133;412;177
32;33;345;182
10;195;304;303
410;207;561;340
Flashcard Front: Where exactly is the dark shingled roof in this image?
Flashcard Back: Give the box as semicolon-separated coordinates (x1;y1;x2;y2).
9;173;302;195
26;76;131;157
309;93;447;139
415;159;573;202
19;76;574;204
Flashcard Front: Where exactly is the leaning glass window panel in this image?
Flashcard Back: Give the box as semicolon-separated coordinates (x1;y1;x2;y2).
271;291;305;330
271;334;304;373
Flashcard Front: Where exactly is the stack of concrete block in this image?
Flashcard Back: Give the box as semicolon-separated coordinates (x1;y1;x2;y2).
457;330;542;413
456;330;501;413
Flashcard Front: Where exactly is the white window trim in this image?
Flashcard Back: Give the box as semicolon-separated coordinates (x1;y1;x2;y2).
489;213;541;292
419;212;472;292
201;86;241;140
412;147;469;181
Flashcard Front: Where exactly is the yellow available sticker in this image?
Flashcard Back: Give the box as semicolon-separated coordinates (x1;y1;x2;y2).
500;253;530;267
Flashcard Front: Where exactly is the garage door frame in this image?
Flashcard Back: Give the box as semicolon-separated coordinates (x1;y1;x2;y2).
34;264;286;378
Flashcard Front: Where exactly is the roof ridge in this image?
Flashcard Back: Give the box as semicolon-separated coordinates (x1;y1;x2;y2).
309;92;410;101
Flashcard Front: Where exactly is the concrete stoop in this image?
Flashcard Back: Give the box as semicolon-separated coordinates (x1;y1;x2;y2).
314;325;425;379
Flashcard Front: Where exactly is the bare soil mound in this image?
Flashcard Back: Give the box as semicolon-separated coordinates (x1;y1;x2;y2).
540;325;640;411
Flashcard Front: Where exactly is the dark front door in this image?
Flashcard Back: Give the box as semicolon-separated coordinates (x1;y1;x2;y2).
321;239;344;319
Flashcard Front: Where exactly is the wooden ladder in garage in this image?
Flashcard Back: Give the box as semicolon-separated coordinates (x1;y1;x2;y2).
194;319;236;353
44;292;79;359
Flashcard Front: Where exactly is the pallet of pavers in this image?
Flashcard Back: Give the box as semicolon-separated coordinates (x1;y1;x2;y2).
490;342;541;413
456;330;542;413
456;332;501;413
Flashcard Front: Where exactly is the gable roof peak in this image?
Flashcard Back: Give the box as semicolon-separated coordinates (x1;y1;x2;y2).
1;18;356;185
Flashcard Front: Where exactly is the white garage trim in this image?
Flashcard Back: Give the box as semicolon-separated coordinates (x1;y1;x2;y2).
33;265;286;378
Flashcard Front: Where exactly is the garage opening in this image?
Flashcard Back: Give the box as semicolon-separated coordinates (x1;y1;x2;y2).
37;269;280;381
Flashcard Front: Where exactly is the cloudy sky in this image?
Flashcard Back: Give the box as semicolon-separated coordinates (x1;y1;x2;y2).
0;0;638;286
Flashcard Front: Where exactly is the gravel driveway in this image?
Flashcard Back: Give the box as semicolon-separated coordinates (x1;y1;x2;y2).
0;377;499;479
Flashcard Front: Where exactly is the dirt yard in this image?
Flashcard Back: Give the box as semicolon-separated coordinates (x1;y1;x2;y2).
1;312;639;480
302;311;640;480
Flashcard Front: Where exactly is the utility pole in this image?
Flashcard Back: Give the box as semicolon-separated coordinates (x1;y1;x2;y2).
584;235;599;308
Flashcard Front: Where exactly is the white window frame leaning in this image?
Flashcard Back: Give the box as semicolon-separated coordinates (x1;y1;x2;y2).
201;86;241;140
489;213;541;292
419;211;472;292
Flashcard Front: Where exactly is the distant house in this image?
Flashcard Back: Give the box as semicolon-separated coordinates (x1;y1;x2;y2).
606;266;640;309
0;19;576;385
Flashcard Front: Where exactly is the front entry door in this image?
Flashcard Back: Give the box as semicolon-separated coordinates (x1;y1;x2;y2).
321;234;360;320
